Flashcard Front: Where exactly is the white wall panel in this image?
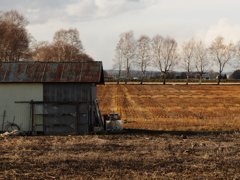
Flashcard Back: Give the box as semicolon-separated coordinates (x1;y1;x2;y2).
0;83;43;132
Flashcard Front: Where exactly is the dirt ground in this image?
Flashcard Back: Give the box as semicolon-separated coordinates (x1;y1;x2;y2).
1;131;240;180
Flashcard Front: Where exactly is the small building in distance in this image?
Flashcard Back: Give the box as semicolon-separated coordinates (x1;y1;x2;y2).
202;74;210;79
0;61;104;135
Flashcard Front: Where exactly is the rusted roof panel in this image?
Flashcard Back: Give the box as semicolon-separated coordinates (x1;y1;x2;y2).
0;62;104;83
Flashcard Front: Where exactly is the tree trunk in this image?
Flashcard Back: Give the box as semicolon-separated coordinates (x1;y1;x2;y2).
217;76;221;85
117;71;121;85
163;74;166;85
199;76;202;85
140;71;144;85
125;66;129;85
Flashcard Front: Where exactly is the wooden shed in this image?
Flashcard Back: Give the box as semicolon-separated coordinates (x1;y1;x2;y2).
0;61;104;135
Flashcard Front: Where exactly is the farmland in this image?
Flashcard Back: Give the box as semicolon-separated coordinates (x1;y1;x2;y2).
1;133;240;179
98;84;240;131
2;84;240;179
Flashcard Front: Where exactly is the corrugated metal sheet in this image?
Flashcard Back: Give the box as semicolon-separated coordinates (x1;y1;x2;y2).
43;83;92;135
41;102;89;135
0;83;43;131
0;62;104;83
43;83;92;101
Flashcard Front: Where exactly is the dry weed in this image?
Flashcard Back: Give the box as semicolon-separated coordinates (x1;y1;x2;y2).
1;133;240;179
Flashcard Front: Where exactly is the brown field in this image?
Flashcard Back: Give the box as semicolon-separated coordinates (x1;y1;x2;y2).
1;133;240;179
2;84;240;179
98;84;240;131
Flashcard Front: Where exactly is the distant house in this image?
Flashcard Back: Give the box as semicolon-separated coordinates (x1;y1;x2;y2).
174;72;182;79
203;74;210;79
119;76;126;79
0;61;104;135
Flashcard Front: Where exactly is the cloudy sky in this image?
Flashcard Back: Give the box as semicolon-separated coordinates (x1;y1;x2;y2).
1;0;240;70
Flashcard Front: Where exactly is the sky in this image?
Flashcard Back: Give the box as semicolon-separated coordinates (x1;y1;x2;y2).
1;0;240;70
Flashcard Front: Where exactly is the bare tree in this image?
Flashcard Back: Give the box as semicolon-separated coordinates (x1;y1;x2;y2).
76;53;94;62
194;40;212;85
117;31;136;84
113;38;124;84
209;36;236;85
151;35;164;82
30;28;92;62
180;38;196;85
30;41;53;62
52;28;84;62
0;10;30;62
136;35;151;84
235;41;240;67
152;35;178;85
237;41;240;54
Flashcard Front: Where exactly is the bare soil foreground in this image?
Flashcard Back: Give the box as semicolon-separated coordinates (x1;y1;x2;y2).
1;132;240;179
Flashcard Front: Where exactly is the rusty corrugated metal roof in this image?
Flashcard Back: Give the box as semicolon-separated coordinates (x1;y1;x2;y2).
0;62;104;83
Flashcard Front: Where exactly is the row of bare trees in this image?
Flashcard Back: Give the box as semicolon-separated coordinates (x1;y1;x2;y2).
181;37;236;85
0;10;93;63
113;31;239;85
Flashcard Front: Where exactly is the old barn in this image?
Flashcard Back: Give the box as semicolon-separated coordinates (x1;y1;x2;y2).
0;61;104;135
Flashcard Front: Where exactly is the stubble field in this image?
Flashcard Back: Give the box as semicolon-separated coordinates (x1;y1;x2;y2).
1;133;240;179
98;84;240;131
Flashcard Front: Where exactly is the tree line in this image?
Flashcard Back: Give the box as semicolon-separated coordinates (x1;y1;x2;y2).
0;10;93;63
113;30;240;85
1;10;240;85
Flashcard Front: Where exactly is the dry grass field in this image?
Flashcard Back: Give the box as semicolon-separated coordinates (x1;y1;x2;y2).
1;133;240;179
2;84;240;179
98;84;240;131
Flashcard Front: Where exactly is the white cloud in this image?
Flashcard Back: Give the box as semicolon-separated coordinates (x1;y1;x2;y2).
195;19;240;45
65;0;97;19
26;8;39;13
26;18;68;42
26;8;40;22
65;0;158;21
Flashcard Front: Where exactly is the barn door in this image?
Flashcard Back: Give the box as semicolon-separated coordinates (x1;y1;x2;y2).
43;103;77;135
32;101;90;135
77;102;89;135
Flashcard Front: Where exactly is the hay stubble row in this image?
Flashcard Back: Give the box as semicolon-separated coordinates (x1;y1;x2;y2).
97;85;240;131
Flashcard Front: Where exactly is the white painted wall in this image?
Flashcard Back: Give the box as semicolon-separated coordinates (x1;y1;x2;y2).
0;83;43;132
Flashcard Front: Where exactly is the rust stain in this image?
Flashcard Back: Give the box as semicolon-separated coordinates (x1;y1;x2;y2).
0;62;104;83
